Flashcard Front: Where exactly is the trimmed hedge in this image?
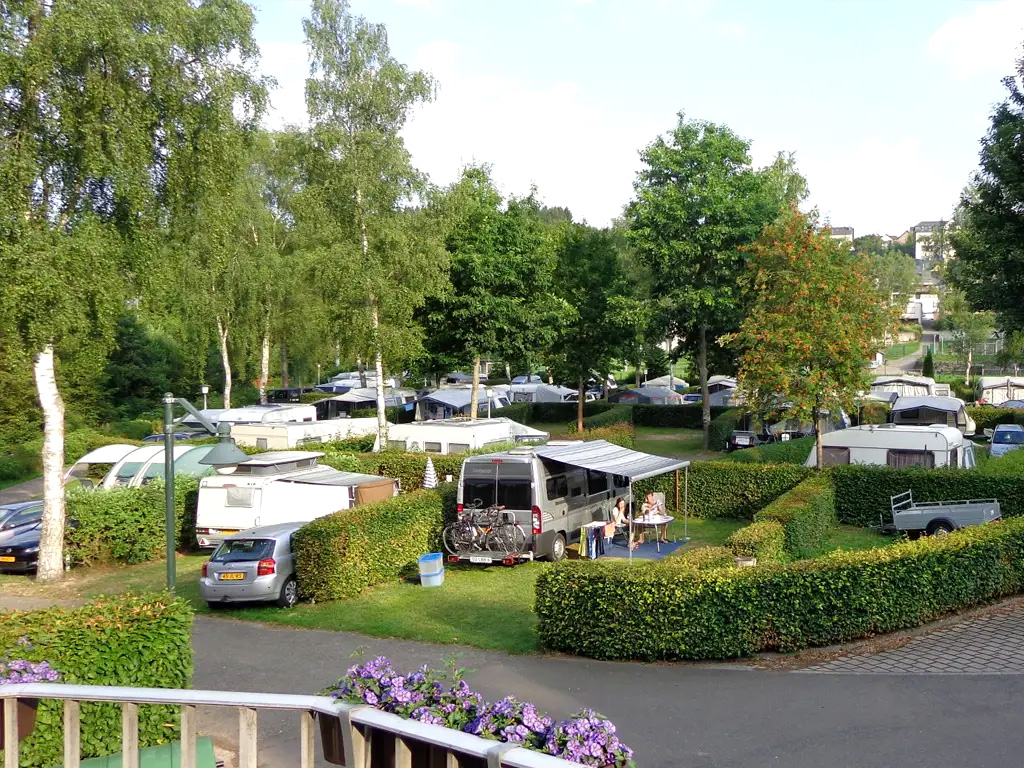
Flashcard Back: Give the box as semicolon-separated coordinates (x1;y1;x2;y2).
535;518;1024;660
726;520;786;561
631;404;733;429
582;422;635;449
0;593;193;767
64;477;200;565
293;486;456;601
571;405;633;432
967;406;1024;431
754;476;836;558
350;406;416;424
344;453;466;492
708;409;742;451
635;461;811;520
831;465;1024;527
660;545;735;570
724;436;814;465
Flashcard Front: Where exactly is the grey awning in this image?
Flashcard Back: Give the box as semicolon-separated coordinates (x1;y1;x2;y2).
278;468;393;487
534;440;689;481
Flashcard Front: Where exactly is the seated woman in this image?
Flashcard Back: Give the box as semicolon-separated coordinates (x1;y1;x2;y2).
611;497;641;549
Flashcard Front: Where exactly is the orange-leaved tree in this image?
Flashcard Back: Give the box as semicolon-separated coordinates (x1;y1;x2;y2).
721;210;899;469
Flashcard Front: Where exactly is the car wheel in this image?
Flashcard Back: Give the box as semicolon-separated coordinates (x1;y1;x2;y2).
929;521;954;536
548;533;567;562
276;576;298;608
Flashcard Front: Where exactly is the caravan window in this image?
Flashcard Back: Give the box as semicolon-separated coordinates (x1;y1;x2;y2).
225;487;255;507
448;443;471;454
897;409;920;420
822;447;850;466
886;449;935;469
950;448;958;468
424;442;443;453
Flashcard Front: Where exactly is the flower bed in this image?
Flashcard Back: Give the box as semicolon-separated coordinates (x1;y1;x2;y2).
327;656;634;767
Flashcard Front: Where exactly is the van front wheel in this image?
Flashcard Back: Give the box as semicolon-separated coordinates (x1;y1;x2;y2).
548;533;567;562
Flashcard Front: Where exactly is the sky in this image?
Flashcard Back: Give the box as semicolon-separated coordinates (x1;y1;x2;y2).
251;0;1024;237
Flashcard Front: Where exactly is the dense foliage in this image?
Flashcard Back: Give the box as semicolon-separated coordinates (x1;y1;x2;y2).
724;436;815;465
725;520;786;561
753;476;837;557
535;518;1024;660
0;594;193;767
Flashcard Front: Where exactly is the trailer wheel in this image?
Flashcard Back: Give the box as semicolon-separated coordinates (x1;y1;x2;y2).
928;521;954;536
547;533;567;562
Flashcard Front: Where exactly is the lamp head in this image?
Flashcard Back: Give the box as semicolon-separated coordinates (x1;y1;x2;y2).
199;423;249;468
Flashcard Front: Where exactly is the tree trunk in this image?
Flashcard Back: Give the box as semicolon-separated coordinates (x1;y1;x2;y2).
965;347;972;387
504;362;511;382
216;316;232;409
258;318;271;405
470;356;481;420
577;376;585;433
635;362;641;388
34;345;66;583
280;342;289;389
814;409;825;471
357;357;367;389
699;325;711;450
370;302;388;449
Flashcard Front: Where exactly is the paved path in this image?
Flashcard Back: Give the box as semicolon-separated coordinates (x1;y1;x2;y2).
0;475;42;505
190;611;1024;768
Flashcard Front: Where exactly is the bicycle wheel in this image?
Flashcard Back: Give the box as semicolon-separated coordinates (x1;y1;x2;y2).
497;523;526;556
442;523;461;556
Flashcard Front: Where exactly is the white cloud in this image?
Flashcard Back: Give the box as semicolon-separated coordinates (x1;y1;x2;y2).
929;0;1024;80
402;41;665;224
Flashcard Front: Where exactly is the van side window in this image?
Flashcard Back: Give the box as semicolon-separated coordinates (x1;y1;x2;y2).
566;469;587;508
587;470;608;495
886;449;935;469
546;475;568;499
424;442;442;453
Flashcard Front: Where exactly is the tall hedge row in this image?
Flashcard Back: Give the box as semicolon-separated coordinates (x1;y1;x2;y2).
966;406;1024;431
0;594;193;767
631;404;734;429
831;465;1024;527
635;461;810;520
535;518;1024;660
708;409;743;451
64;477;200;565
724;436;814;465
754;475;836;558
292;486;457;601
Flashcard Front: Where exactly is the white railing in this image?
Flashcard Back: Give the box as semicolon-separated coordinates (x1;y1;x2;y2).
1;683;575;768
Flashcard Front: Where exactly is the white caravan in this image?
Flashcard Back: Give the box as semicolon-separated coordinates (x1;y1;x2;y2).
379;418;549;455
891;396;976;436
978;376;1024;406
870;375;935;398
195;450;398;549
64;444;140;486
231;418;379;450
216;403;317;425
64;444;216;489
805;424;974;469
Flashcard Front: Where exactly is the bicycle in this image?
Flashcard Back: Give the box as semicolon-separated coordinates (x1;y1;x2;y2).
442;501;527;558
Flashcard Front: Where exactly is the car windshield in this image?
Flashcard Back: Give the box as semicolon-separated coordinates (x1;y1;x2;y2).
1;505;42;530
993;430;1024;445
211;539;275;562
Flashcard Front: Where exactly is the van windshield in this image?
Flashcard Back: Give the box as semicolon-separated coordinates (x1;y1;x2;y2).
463;479;531;510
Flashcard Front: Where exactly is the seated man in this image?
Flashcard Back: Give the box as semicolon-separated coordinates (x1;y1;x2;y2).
641;490;669;544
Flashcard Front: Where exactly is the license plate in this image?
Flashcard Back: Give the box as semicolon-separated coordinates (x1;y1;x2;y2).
219;530;240;535
736;437;750;445
0;556;15;563
219;572;245;581
469;556;492;564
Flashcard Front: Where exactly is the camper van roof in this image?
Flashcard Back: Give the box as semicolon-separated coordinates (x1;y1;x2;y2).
979;376;1024;388
238;450;324;466
892;396;965;413
219;404;309;421
392;417;541;433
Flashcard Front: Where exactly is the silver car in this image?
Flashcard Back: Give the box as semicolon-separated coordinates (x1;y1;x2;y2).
199;523;301;609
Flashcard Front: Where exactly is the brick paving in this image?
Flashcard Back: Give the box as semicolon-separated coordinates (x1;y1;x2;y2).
799;606;1024;675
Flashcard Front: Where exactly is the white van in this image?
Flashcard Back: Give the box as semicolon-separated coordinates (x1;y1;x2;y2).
805;424;975;469
194;450;398;549
379;418;549;455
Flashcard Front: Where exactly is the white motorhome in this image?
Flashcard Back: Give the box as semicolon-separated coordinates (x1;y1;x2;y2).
195;451;398;549
230;418;379;450
870;375;935;399
978;376;1024;406
379;418;549;455
891;396;976;436
805;424;975;469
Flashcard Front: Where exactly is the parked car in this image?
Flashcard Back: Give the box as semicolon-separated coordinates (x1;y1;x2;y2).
511;373;543;385
199;523;302;608
990;424;1024;458
142;430;210;443
727;430;761;452
0;501;42;545
0;513;77;573
681;393;702;404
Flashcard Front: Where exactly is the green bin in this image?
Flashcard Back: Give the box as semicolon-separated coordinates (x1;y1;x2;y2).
53;737;217;768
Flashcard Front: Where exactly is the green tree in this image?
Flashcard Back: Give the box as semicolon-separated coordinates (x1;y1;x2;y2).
627;113;802;447
943;288;994;385
0;0;262;581
854;234;889;257
302;0;446;445
997;330;1024;376
922;346;936;379
864;250;919;308
103;313;183;420
722;211;897;469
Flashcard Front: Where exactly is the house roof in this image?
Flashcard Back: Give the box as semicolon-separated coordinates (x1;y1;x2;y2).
535;439;689;482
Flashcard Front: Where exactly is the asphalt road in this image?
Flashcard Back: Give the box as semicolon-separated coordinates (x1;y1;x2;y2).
190;616;1024;768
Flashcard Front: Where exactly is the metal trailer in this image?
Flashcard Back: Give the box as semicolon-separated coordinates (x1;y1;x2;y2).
885;490;1001;535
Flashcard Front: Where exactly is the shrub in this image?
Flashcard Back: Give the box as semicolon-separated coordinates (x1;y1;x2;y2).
726;520;786;561
724;436;814;465
831;464;1024;527
581;422;635;449
349;406;415;423
497;402;533;424
754;476;836;558
967;406;1024;431
708;409;742;451
325;434;376;453
64;477;200;565
353;453;466;492
6;428;143;482
293;486;456;601
659;545;735;570
0;594;193;767
922;347;935;379
631;404;733;429
108;419;157;441
570;405;633;432
299;392;333;403
635;461;810;519
535;518;1024;661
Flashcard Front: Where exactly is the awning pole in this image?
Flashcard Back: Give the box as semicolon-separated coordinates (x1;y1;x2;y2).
629;481;633;566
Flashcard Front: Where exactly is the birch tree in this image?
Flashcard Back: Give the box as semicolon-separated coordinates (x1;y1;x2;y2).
0;0;262;581
303;0;446;445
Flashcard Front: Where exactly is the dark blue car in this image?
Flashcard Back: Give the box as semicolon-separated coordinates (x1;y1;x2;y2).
0;500;43;573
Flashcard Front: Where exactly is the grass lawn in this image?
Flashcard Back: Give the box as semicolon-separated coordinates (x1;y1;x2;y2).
526;420;573;438
883;341;920;359
665;517;745;548
634;427;721;461
809;525;895;557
